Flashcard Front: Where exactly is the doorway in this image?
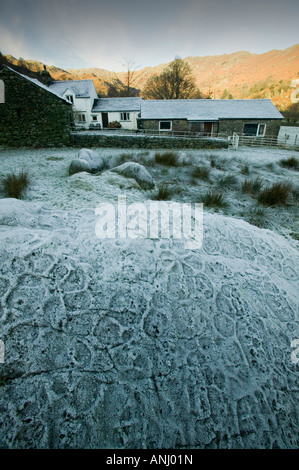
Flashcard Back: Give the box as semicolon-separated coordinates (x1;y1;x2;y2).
102;113;109;128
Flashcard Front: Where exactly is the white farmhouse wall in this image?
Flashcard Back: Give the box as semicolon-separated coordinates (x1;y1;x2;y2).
107;111;139;130
278;126;299;146
61;89;96;129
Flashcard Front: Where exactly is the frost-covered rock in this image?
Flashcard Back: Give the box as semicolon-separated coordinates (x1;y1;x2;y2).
69;158;92;175
69;148;105;175
0;199;298;449
109;162;155;189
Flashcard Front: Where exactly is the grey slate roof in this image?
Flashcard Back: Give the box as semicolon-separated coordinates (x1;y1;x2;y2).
0;65;72;104
48;79;97;98
92;97;142;112
140;99;283;121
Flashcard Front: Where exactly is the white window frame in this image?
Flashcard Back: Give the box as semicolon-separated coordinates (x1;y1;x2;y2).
159;121;172;131
92;115;98;121
257;123;266;136
65;94;74;104
77;114;86;122
120;112;130;121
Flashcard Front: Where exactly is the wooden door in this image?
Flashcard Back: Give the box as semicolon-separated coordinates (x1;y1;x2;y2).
204;122;212;136
102;113;108;128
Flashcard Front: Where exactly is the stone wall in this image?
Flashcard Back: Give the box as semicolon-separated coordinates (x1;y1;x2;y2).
0;67;72;147
218;119;282;137
69;132;229;150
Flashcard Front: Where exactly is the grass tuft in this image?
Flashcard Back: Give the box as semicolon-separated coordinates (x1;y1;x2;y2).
202;189;228;208
218;174;239;189
240;163;250;175
279;157;298;170
0;170;31;199
257;181;292;206
154;151;179;167
151;183;175;200
191;165;211;181
247;207;268;228
242;177;263;195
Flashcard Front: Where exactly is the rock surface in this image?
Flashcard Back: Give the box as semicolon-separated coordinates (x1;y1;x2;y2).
0;199;298;449
109;162;155;189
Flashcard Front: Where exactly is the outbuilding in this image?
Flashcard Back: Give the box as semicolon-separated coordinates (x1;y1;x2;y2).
138;99;283;137
0;65;73;146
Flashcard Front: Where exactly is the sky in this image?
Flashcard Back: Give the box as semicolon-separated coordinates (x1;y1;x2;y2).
0;0;298;72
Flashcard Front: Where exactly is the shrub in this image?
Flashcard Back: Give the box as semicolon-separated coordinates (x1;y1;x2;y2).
242;177;263;195
202;189;228;208
0;170;31;199
191;165;211;181
279;157;298;170
154;151;179;167
107;121;121;128
257;182;292;206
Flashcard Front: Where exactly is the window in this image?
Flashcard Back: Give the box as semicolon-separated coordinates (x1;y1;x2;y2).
78;114;86;122
0;79;4;104
66;95;74;104
92;115;98;121
120;112;130;121
243;123;266;137
159;121;172;131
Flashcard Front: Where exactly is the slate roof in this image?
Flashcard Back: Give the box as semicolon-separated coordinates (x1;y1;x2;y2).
92;97;142;112
48;79;97;98
0;65;72;104
140;99;283;121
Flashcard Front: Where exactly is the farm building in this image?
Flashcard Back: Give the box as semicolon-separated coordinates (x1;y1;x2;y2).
49;80;142;131
0;65;73;146
138;99;283;137
277;126;299;148
92;97;142;130
48;79;98;129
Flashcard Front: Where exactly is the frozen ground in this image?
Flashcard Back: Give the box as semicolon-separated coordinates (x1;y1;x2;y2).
0;145;298;449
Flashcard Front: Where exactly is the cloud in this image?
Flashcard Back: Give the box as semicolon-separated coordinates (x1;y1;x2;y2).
0;0;298;69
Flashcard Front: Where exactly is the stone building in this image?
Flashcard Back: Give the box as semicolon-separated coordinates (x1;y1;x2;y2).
138;99;283;137
0;65;73;147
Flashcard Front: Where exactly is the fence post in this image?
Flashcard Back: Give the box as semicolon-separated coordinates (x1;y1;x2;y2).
232;132;239;150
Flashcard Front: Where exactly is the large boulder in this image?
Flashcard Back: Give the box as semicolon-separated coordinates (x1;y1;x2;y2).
109;162;155;189
0;199;298;449
69;149;105;175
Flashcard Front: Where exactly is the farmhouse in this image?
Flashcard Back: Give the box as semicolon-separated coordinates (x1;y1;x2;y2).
0;65;73;146
48;80;142;130
48;79;98;129
138;99;283;137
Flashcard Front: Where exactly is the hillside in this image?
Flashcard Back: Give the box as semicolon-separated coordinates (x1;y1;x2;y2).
2;44;299;112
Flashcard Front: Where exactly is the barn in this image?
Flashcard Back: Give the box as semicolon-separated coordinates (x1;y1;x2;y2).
0;65;73;147
138;99;283;138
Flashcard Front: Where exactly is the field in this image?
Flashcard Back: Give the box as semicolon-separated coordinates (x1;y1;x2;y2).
0;145;298;244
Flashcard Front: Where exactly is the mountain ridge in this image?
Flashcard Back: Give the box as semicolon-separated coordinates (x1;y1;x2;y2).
1;44;299;112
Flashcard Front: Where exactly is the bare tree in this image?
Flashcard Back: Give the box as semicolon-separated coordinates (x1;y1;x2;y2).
143;57;201;100
118;56;144;97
